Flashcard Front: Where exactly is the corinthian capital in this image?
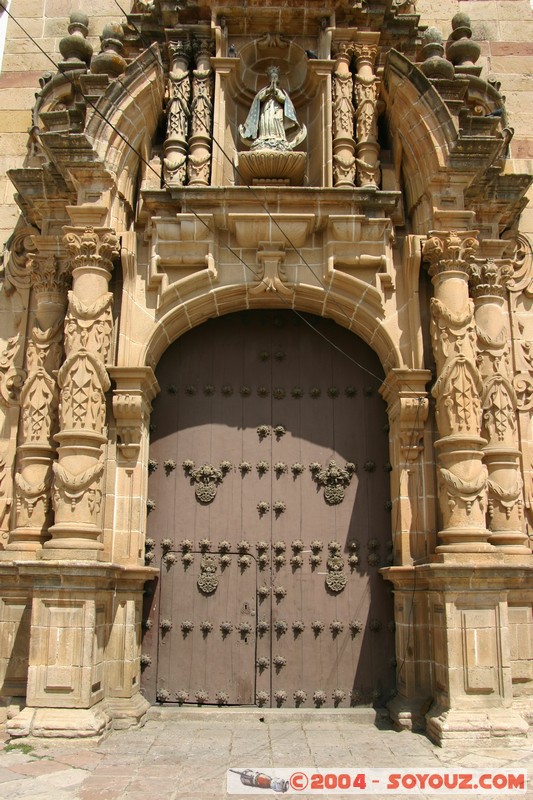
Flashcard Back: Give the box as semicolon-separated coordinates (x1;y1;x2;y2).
423;230;479;278
29;255;70;295
469;258;514;299
62;227;119;275
353;43;378;66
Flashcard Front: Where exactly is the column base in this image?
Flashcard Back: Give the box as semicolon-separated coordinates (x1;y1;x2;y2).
426;704;529;746
387;694;431;732
7;704;112;741
102;694;150;730
5;692;150;740
38;548;103;561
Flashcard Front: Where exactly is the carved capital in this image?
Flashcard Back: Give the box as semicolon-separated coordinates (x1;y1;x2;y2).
423;230;479;278
63;227;119;275
379;369;431;462
353;43;378;67
470;258;514;300
192;35;214;63
109;366;159;460
168;39;192;67
29;255;70;296
333;41;356;59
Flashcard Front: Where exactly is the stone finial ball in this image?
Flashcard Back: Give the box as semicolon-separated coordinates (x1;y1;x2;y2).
421;27;443;45
70;11;89;28
451;12;471;30
102;22;124;41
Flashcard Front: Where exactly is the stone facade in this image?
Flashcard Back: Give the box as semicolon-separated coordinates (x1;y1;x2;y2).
0;0;532;744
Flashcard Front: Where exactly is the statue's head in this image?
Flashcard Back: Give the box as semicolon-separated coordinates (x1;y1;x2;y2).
267;65;280;81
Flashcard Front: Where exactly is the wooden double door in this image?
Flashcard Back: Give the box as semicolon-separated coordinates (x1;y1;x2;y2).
142;311;395;707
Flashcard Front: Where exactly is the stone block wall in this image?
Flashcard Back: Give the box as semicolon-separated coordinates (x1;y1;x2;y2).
416;0;533;236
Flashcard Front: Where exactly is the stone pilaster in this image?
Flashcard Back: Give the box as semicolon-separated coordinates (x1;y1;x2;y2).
423;231;492;553
6;240;69;557
187;38;214;187
380;369;432;564
42;227;118;560
163;40;191;188
471;258;530;553
353;35;381;188
332;42;356;187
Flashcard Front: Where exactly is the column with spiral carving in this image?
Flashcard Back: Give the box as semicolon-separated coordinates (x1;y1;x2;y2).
42;227;118;560
470;258;530;553
163;40;191;188
187;37;214;186
5;241;69;556
332;42;356;187
353;35;381;188
423;231;492;553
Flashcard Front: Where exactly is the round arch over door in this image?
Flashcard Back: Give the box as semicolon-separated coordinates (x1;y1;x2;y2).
142;310;395;708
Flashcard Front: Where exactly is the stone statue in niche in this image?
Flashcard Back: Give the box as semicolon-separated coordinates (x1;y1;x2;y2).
239;66;306;152
237;66;307;185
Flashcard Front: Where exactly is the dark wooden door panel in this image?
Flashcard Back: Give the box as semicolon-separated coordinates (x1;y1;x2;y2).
142;311;395;707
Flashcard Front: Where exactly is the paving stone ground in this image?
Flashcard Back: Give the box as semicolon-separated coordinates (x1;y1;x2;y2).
0;708;531;800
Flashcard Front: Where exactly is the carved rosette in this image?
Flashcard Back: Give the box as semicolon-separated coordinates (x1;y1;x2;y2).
43;227;118;558
187;38;214;187
164;40;192;187
472;256;529;551
423;231;491;553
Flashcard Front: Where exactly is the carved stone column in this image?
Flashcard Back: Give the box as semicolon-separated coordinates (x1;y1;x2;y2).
353;35;381;188
471;258;530;553
423;231;492;553
42;227;118;560
163;40;191;188
332;43;356;187
187;37;214;187
6;241;69;556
